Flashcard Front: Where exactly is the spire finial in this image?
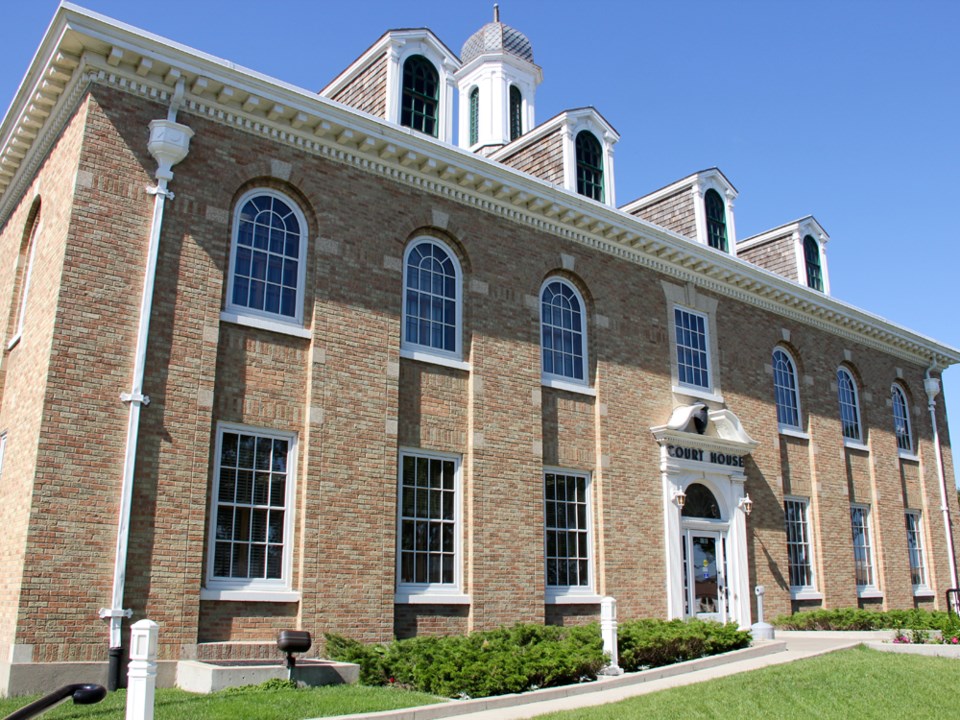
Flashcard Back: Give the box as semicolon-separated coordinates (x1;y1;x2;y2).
493;4;500;22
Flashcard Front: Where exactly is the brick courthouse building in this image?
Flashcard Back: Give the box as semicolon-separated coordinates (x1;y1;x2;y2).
1;4;958;693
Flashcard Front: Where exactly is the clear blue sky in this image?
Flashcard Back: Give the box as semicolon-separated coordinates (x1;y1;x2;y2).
2;1;959;481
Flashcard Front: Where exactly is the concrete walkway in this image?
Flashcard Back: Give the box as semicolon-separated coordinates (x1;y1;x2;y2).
329;631;893;720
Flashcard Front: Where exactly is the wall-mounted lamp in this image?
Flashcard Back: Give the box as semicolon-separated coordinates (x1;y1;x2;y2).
673;489;687;509
738;493;753;516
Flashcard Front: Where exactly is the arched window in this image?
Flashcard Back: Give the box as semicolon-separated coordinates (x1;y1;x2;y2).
541;278;587;384
773;348;801;430
704;189;727;252
8;198;41;345
227;190;307;325
468;87;479;146
402;238;462;357
804;235;823;291
509;85;522;141
892;384;912;453
837;367;862;442
401;55;439;137
682;483;721;519
575;131;603;202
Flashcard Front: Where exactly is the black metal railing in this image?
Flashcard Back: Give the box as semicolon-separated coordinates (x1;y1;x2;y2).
3;684;106;720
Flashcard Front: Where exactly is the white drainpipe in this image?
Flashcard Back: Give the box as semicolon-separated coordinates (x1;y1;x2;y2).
99;80;193;686
924;361;959;606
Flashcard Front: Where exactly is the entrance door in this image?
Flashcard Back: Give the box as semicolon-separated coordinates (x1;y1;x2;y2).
682;530;726;621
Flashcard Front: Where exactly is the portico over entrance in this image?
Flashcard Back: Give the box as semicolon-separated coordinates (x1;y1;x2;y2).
651;404;759;629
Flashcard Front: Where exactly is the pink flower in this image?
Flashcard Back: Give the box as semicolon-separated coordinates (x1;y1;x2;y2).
951;637;958;644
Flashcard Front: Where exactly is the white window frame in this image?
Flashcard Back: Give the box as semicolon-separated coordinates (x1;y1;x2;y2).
891;384;914;457
395;448;468;604
8;208;41;350
674;306;712;392
544;469;600;604
222;188;308;334
202;423;298;602
850;504;881;598
837;367;864;447
905;510;932;596
400;237;464;366
784;497;820;600
662;281;723;403
540;277;591;394
773;347;802;433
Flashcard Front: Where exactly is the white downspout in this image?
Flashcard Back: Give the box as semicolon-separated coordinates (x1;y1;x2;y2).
923;360;959;607
99;80;193;684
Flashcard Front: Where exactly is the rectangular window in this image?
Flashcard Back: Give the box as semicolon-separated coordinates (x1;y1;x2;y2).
850;504;878;593
397;450;461;599
206;424;295;593
544;470;593;600
674;307;710;390
905;511;929;591
784;498;815;593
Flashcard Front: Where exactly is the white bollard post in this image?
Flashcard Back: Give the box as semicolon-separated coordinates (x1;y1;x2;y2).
599;596;623;675
126;619;159;720
751;585;775;641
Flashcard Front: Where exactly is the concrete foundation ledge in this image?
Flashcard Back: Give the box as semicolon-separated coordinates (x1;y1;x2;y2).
176;659;359;694
865;642;960;658
0;660;177;697
331;641;787;720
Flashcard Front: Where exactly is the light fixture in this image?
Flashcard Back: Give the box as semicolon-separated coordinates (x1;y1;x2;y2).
673;489;687;509
739;493;753;516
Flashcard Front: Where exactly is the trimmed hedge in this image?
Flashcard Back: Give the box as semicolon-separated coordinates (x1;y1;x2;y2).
772;608;956;632
326;623;606;698
617;618;752;672
326;618;752;698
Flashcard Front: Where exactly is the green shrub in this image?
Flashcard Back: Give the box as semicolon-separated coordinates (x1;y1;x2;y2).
616;618;751;672
772;608;954;632
325;623;607;698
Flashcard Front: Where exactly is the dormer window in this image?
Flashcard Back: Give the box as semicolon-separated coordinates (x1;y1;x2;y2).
401;55;439;136
705;189;728;252
575;131;603;202
804;235;823;291
509;86;522;141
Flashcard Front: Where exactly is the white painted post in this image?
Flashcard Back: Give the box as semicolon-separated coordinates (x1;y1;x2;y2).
751;585;775;641
599;596;623;675
126;619;158;720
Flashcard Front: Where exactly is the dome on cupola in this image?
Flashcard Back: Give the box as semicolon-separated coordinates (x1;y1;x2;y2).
460;5;534;65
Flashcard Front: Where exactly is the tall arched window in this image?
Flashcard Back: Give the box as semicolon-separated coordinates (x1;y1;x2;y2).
575;131;603;202
402;238;462;357
8;198;41;346
773;348;801;430
509;85;522;141
401;55;439;136
837;367;862;442
704;189;727;252
468;87;479;146
891;384;912;453
804;235;823;291
541;278;587;384
227;189;307;325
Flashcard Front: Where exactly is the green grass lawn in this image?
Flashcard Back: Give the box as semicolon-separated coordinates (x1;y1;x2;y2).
536;647;960;719
0;683;443;719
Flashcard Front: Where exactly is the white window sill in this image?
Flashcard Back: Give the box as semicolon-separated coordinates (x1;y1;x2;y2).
856;587;883;599
898;450;920;462
6;333;21;351
545;593;603;605
394;591;472;605
672;385;724;404
541;377;596;397
400;348;471;372
790;589;823;601
779;427;810;440
913;586;935;598
843;439;869;452
220;311;312;339
200;588;301;602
